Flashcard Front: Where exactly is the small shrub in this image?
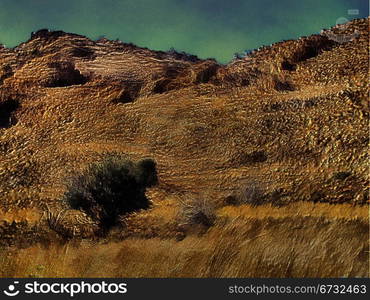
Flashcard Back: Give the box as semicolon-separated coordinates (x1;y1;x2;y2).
0;64;13;85
226;181;266;206
281;60;296;71
238;150;268;165
0;98;18;128
274;79;295;91
289;36;336;64
63;154;158;231
112;81;142;103
179;194;216;227
152;79;172;94
195;63;219;84
333;171;351;180
310;191;325;203
71;47;95;59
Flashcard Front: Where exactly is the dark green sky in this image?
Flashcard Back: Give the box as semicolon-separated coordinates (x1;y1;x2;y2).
0;0;368;63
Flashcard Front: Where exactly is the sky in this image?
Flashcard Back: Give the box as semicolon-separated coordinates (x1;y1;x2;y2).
0;0;368;63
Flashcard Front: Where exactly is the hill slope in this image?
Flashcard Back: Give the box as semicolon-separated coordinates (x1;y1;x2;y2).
0;19;368;277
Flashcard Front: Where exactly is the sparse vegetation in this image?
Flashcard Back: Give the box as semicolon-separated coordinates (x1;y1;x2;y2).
273;77;295;91
71;47;95;59
0;201;368;277
333;171;352;180
225;181;266;206
112;81;143;103
0;98;18;128
178;194;216;227
0;64;13;85
289;36;337;64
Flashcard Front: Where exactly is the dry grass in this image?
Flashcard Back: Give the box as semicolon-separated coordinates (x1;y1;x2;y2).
119;197;181;239
0;201;368;278
218;201;369;221
177;193;216;227
0;208;41;223
0;216;367;278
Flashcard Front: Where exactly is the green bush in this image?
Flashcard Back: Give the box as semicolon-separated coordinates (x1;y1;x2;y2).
63;154;158;231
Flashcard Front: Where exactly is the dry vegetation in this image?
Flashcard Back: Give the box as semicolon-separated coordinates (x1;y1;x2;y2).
0;201;368;277
0;19;369;277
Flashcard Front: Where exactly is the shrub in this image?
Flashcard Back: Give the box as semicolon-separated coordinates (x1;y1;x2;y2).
333;171;351;180
63;154;158;231
112;81;143;104
273;78;295;91
179;194;216;227
225;181;266;206
0;98;18;128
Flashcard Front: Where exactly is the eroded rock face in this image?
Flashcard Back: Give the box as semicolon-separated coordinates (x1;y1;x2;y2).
44;61;89;87
0;18;368;214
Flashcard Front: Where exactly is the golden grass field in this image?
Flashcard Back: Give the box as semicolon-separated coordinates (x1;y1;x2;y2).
0;200;368;277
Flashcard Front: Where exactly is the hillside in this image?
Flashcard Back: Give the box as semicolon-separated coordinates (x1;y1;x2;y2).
0;18;368;277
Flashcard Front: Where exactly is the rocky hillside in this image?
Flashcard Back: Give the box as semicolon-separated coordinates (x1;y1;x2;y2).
0;18;368;277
